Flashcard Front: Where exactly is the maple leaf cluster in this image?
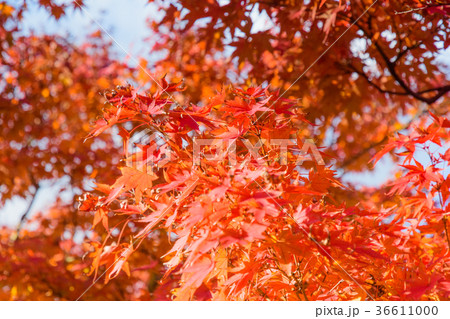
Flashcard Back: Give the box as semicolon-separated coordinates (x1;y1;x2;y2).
148;0;449;170
79;80;450;300
0;0;158;300
1;0;449;301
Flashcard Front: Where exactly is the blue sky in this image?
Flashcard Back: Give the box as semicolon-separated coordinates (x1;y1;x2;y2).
1;0;448;226
18;0;156;59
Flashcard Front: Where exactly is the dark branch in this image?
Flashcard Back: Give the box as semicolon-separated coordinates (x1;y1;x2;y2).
345;63;410;96
341;107;429;168
351;18;450;105
15;183;40;237
341;136;388;168
394;42;422;63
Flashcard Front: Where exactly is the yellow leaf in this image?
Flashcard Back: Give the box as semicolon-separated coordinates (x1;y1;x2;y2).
41;88;50;98
97;77;110;89
0;4;15;16
373;32;380;41
52;120;60;130
11;286;17;300
405;37;412;47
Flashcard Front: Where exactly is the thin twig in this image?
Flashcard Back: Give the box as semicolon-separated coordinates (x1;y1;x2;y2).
395;3;450;15
443;216;450;250
339;12;450;105
341;106;429;168
15;183;40;239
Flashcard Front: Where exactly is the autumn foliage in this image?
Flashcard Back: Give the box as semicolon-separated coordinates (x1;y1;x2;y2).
1;0;449;300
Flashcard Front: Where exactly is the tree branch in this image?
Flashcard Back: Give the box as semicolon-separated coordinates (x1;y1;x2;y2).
394;42;422;63
345;63;410;96
443;216;450;251
341;107;429;168
395;3;450;15
15;183;40;236
352;19;450;105
341;136;388;168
